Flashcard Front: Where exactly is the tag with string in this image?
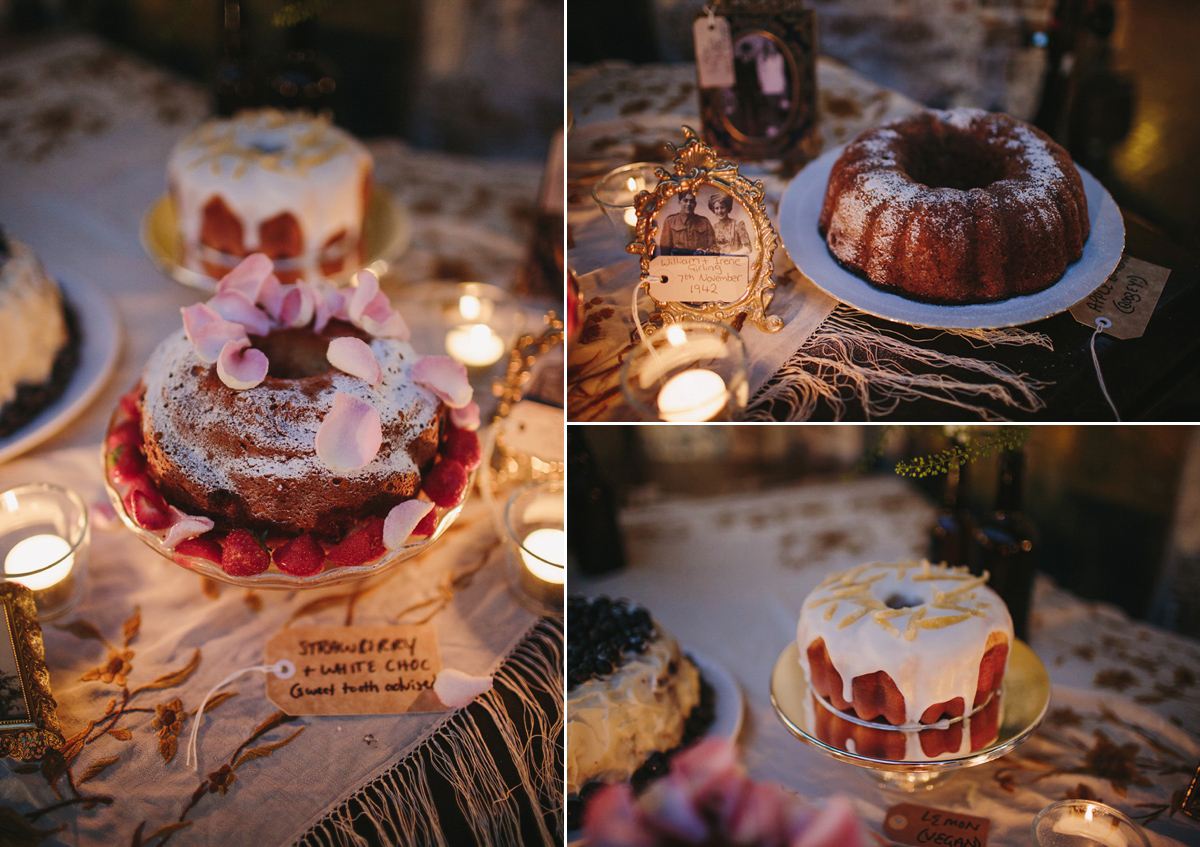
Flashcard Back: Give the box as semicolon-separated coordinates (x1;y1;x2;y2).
1069;255;1171;420
694;8;735;89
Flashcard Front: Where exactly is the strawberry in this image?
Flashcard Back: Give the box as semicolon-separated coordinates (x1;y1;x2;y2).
106;443;146;484
327;517;385;567
274;533;326;576
122;478;171;530
441;427;482;470
422;459;469;508
118;388;142;422
412;508;438;537
174;535;223;565
105;419;142;452
221;529;271;576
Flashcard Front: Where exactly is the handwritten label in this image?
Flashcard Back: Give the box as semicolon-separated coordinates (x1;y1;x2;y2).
884;803;990;847
1069;255;1170;339
693;15;735;89
266;624;445;716
647;254;749;303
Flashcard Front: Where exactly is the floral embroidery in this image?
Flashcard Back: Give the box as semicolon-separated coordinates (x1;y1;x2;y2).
206;764;237;796
82;648;134;686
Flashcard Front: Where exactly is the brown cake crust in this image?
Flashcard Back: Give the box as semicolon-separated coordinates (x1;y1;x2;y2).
818;108;1090;305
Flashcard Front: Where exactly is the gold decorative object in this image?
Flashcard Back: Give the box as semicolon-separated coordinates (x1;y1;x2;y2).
0;584;63;761
629;126;782;333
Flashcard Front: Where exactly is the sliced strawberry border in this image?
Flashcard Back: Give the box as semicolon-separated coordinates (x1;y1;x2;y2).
103;384;480;582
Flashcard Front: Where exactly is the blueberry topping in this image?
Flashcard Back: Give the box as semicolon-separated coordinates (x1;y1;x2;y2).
567;596;657;690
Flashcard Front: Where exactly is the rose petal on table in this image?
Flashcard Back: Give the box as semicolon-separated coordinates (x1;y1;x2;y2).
278;283;316;328
582;784;650;846
183;304;249;364
412;355;472;408
216;338;269;390
726;780;789;844
449;400;481;431
207;289;273;336
162;507;216;550
383;500;434;549
215;252;273;302
790;797;869;847
433;668;493;709
639;777;708;841
311;279;345;333
327;336;382;386
315;392;382;471
89;499;119;531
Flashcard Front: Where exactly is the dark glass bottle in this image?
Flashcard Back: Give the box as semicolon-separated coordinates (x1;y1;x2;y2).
214;0;258;116
567;430;626;576
514;128;564;302
973;449;1038;641
928;459;975;568
268;18;338;114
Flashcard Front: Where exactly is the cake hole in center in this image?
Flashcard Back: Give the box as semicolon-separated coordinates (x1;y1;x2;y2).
253;327;336;379
885;593;924;610
903;133;1009;191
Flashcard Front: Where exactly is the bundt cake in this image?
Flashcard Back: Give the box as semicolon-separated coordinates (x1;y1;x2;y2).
0;229;80;438
168;109;372;284
817;108;1090;305
104;254;482;578
567;596;711;810
796;560;1012;728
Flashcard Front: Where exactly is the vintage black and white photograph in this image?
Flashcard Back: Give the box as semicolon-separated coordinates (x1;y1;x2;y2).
0;603;30;727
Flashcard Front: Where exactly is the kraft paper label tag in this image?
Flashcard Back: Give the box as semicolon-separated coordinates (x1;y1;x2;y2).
884;803;990;847
1069;255;1170;339
501;399;564;462
647;254;749;302
694;15;735;89
266;624;445;716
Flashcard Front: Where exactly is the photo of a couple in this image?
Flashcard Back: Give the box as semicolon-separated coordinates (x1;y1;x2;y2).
657;188;753;258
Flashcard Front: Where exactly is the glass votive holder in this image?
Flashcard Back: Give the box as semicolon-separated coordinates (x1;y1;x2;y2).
1032;800;1151;847
0;484;89;621
504;480;565;616
620;320;749;421
591;162;661;243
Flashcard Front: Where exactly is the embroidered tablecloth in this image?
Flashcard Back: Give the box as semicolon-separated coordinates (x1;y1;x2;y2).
566;61;1065;421
571;474;1200;846
0;33;562;846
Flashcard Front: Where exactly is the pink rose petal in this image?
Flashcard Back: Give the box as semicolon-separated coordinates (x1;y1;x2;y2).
640;778;708;841
207;290;273;336
278;284;316;328
412;355;473;409
314;392;382;472
360;306;411;340
215;253;273;302
383;500;434;549
433;668;492;709
216;338;269;390
257;273;284;317
791;798;869;847
183;303;250;364
449;401;481;431
348;269;381;323
583;785;652;847
311;280;345;333
162;507;216;550
327;337;382;386
90;499;119;531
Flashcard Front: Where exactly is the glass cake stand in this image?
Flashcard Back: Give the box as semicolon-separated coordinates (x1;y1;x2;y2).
770;639;1049;791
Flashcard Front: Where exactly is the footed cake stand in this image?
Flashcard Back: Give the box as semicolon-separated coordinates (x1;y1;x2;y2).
770;639;1050;791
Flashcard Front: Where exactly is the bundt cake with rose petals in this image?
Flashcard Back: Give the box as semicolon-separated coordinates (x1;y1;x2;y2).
818;108;1090;304
168;109;372;284
105;254;481;578
797;560;1012;729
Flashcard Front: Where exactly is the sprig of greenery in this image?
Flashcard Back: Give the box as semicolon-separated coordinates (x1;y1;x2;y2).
273;0;340;26
893;426;1031;478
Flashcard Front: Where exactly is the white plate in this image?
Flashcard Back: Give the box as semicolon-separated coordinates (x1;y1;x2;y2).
141;188;413;292
776;142;1126;329
0;276;121;464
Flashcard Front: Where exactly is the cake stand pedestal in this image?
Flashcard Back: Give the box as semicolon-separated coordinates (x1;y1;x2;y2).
770;639;1050;792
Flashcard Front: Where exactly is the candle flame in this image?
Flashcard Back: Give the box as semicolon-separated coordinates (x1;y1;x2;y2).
666;324;688;346
458;294;483;321
625;176;639;192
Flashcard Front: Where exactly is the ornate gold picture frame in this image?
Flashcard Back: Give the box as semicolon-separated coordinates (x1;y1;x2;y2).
0;583;63;760
629;126;782;333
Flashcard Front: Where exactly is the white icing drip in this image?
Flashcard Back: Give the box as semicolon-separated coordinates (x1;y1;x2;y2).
140;328;440;493
566;629;700;795
0;239;67;406
797;560;1013;725
167;109;372;281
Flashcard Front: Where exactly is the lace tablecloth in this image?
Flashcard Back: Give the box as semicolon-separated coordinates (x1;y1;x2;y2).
571;475;1200;846
0;33;561;846
565;61;1076;422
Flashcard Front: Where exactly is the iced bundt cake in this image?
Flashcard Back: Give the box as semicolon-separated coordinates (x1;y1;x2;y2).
567;596;713;828
0;229;80;438
817;108;1090;305
797;560;1012;728
168;109;372;284
105;254;482;578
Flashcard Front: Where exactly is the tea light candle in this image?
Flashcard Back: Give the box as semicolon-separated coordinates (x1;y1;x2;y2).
446;323;506;367
520;528;566;584
5;534;73;591
593;162;659;241
657;369;728;422
1033;800;1149;847
1051;804;1129;846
